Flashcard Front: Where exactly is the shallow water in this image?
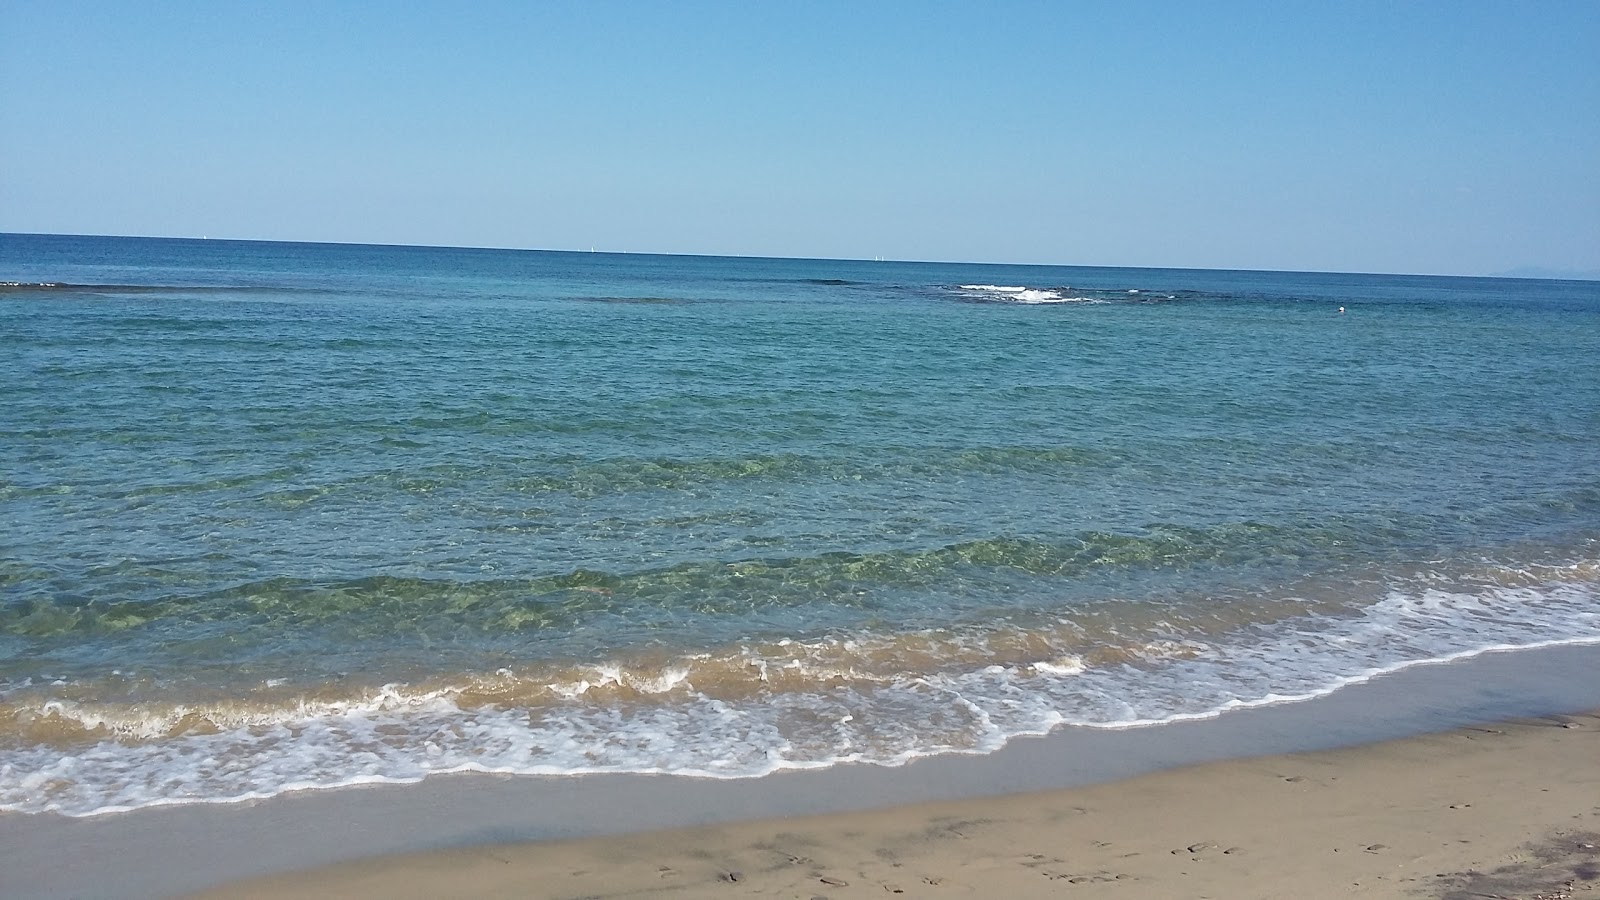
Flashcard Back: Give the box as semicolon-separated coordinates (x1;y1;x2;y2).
2;234;1597;815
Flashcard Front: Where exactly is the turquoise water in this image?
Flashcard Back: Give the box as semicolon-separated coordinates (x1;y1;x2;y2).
2;233;1598;815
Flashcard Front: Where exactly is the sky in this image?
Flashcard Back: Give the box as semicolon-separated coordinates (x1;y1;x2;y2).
3;2;1598;276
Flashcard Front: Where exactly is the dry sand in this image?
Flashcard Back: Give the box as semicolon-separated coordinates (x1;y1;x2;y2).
196;710;1599;900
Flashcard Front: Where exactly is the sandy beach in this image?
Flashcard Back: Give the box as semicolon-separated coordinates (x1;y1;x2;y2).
194;709;1599;900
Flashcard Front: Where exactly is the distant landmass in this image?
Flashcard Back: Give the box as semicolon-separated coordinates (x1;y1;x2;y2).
1489;266;1600;281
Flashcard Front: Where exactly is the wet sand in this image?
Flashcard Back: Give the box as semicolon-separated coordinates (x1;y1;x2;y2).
4;644;1598;899
199;710;1599;900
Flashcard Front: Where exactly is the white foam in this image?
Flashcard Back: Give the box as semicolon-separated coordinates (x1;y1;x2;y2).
547;664;694;697
1031;655;1086;675
955;284;1101;304
3;569;1597;817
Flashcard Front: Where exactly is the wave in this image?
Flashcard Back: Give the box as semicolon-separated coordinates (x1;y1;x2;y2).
2;560;1596;815
953;284;1176;305
957;284;1089;304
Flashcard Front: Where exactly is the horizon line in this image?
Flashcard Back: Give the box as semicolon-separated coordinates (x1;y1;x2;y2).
4;230;1597;283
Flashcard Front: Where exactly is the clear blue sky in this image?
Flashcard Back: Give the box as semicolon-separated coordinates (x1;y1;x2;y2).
3;2;1598;275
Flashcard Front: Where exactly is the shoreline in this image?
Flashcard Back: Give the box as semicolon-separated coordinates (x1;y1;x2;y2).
200;710;1600;900
4;642;1599;899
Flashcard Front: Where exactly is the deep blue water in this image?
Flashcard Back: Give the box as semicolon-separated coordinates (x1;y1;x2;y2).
2;233;1597;815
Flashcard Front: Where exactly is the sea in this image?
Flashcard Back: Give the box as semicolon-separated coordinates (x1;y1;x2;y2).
2;233;1597;818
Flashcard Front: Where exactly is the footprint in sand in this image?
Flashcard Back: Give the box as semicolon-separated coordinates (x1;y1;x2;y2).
1043;871;1130;883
